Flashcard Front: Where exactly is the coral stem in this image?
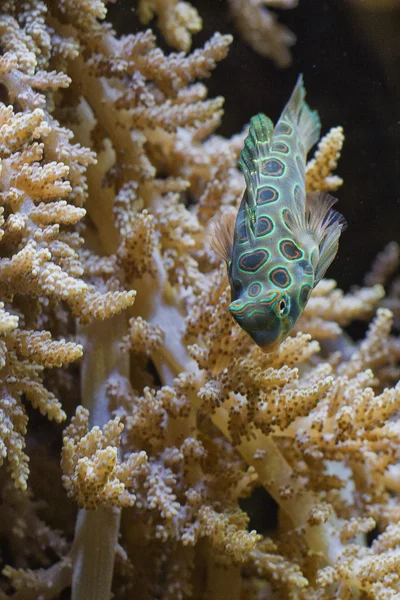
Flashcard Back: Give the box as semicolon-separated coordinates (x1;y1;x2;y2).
71;315;130;600
209;404;344;565
71;508;121;600
206;558;242;600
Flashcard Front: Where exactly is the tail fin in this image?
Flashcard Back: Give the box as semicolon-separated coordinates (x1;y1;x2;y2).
279;74;321;153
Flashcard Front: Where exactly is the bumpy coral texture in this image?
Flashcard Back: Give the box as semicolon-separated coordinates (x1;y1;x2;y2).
227;0;298;67
0;2;400;600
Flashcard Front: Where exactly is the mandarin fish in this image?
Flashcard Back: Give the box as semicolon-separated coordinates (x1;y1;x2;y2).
212;75;346;353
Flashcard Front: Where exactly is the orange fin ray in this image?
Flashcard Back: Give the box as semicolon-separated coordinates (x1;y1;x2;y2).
210;211;236;263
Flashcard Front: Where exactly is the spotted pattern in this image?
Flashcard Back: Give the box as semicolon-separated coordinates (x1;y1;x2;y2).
298;260;314;275
269;266;292;289
275;122;292;136
262;158;285;177
304;263;314;275
255;216;274;237
260;290;282;308
279;239;303;260
256;186;279;206
238;222;247;243
281;208;293;230
272;142;289;154
299;284;312;307
239;249;270;273
248;282;262;297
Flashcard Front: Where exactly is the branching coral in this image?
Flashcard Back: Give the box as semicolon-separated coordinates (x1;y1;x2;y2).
227;0;298;67
61;406;148;510
306;126;344;193
137;0;202;52
1;2;400;600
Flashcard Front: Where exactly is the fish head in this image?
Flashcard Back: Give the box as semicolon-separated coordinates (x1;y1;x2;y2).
229;285;300;353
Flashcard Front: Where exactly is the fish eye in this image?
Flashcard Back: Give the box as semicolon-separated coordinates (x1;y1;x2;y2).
279;299;286;315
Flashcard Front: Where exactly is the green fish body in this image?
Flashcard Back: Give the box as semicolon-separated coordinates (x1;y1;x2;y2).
212;75;346;352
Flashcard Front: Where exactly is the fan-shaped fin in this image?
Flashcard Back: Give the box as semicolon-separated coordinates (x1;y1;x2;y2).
210;211;236;263
285;191;346;285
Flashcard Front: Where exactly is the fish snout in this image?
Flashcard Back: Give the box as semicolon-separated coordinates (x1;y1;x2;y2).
229;299;248;318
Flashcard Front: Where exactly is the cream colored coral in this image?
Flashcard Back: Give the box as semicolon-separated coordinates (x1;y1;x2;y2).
138;0;202;51
0;15;37;75
0;52;137;499
30;201;86;226
306;126;344;192
300;279;384;328
4;1;400;600
227;0;297;67
130;96;225;131
2;556;72;600
317;540;400;598
364;241;400;287
132;31;233;93
13;330;82;368
7;374;66;422
339;308;393;377
198;506;260;562
121;316;164;356
117;210;156;281
0;303;18;334
61;406;148;510
0;386;29;490
248;541;308;592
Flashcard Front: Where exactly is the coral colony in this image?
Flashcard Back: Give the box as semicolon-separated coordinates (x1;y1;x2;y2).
1;1;400;600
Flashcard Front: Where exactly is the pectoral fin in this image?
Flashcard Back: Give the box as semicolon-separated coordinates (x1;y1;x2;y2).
284;191;346;285
306;192;347;284
210;211;236;263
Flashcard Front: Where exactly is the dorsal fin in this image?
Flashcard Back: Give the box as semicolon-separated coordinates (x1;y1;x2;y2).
238;113;274;176
238;113;274;213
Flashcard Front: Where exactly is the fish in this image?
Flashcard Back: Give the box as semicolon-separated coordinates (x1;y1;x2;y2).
212;75;346;353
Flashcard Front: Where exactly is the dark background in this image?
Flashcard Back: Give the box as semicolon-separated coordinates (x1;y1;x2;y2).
109;0;400;291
